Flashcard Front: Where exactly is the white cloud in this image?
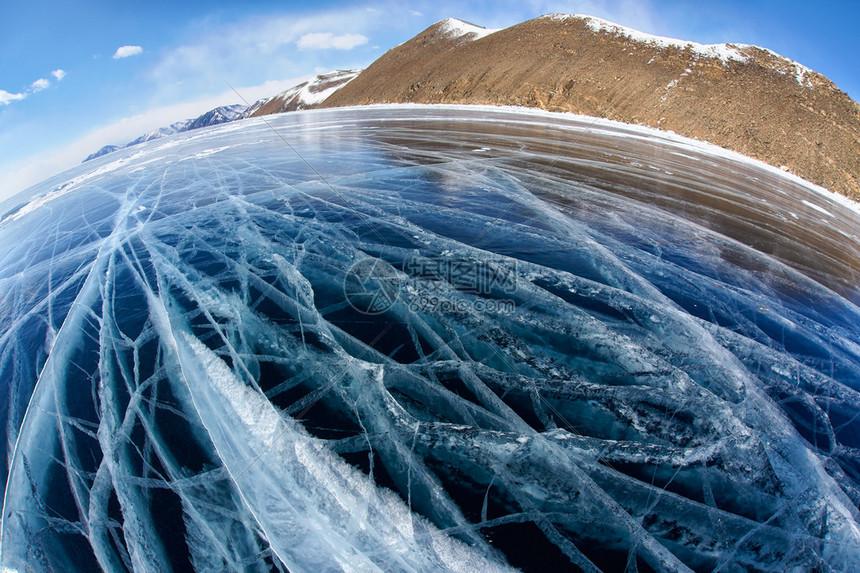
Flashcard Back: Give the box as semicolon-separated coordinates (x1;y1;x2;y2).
0;90;26;105
113;45;143;59
0;74;311;202
297;32;368;50
409;10;424;17
145;7;379;102
30;78;50;92
51;69;66;81
0;72;63;106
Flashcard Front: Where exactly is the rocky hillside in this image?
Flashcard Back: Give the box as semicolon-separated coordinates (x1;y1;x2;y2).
322;16;860;200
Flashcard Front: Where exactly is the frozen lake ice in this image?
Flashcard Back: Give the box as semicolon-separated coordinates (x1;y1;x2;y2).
1;105;860;571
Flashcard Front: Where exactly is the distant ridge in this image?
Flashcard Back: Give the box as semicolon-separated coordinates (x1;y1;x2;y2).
83;104;248;162
83;70;360;162
322;15;860;200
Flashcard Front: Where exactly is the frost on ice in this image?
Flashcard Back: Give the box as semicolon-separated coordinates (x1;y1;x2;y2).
1;106;860;571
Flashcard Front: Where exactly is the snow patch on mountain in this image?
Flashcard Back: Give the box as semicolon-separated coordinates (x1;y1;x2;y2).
742;45;818;87
544;13;822;85
246;70;360;117
436;18;500;41
549;14;751;64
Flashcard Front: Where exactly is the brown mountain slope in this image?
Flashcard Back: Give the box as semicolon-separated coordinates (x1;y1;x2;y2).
322;16;860;200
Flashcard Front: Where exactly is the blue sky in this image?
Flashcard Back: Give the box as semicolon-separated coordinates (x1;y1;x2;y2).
1;0;858;201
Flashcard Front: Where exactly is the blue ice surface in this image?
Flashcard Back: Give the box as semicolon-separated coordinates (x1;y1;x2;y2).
1;105;860;571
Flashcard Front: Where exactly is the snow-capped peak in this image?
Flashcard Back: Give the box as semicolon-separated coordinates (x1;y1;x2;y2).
290;69;361;106
436;18;500;41
245;69;361;117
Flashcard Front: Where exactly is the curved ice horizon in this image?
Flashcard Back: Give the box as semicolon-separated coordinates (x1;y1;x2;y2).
1;106;859;571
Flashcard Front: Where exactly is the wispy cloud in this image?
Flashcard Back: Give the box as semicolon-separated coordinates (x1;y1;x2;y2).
297;32;368;50
30;78;50;92
0;90;26;106
113;45;143;59
1;70;64;105
0;74;311;202
147;7;379;91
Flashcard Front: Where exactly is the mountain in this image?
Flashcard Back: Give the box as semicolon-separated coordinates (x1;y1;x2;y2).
184;104;249;131
83;104;248;162
247;69;360;117
322;15;860;200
